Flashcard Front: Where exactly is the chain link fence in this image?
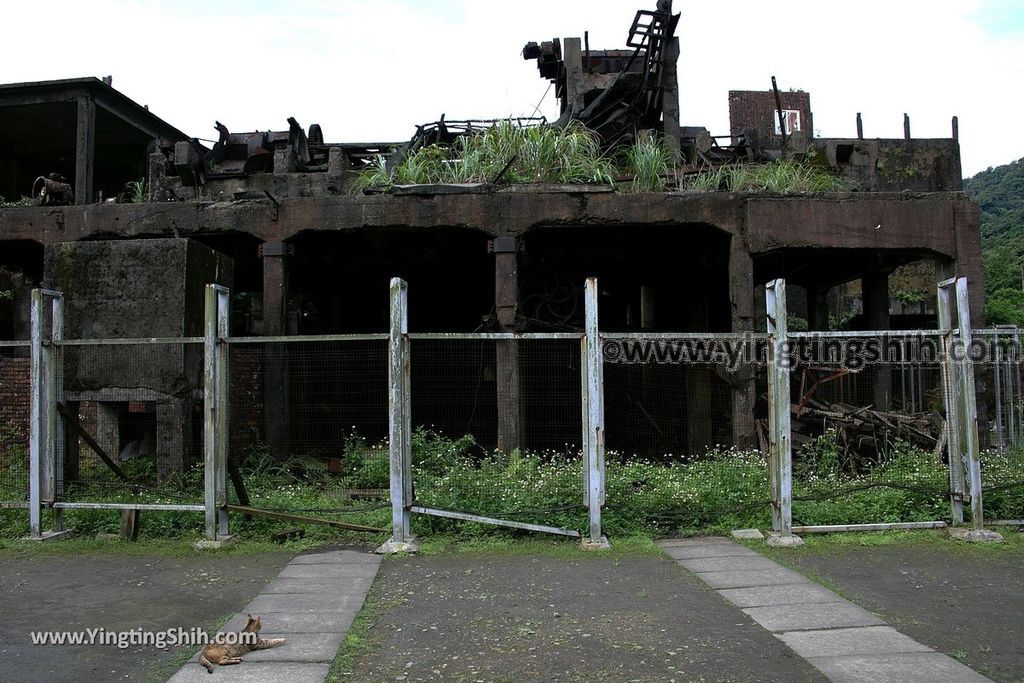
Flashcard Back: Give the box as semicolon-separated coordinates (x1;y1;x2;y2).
0;342;30;505
600;333;772;532
785;332;951;528
225;337;390;517
974;329;1024;523
408;336;585;532
55;341;205;506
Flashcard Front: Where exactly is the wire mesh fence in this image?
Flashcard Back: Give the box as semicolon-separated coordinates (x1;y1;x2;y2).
0;343;30;504
974;329;1024;522
56;340;205;505
786;332;951;526
225;338;390;515
600;333;772;532
408;337;585;529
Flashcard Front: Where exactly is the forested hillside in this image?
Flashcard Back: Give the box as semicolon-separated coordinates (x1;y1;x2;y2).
964;158;1024;325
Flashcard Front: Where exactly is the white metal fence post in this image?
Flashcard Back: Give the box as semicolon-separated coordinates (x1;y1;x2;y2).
765;279;799;544
27;288;66;541
202;284;232;544
937;278;966;524
582;277;609;549
49;293;64;532
203;285;218;541
377;277;417;554
215;286;231;538
954;279;990;533
28;289;44;539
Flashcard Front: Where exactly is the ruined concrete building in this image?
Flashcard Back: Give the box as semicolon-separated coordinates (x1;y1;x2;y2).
0;2;981;474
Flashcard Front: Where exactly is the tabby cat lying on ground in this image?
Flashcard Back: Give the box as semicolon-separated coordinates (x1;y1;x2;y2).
198;614;286;673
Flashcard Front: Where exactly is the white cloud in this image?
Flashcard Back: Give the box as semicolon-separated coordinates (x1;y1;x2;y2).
1;0;1019;175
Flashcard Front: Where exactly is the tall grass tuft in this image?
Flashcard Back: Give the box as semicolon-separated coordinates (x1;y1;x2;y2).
353;121;616;191
681;160;852;193
622;134;676;193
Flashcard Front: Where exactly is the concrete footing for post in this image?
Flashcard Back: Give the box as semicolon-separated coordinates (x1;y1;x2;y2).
765;531;805;548
194;535;236;550
375;538;420;555
947;527;1004;543
23;530;73;543
731;528;765;540
580;536;611;551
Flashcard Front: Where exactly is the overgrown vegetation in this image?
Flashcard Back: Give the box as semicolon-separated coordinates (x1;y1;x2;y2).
126;179;147;203
3;428;1021;544
351;123;850;195
964;157;1024;326
682;159;852;193
621;134;677;192
352;121;616;191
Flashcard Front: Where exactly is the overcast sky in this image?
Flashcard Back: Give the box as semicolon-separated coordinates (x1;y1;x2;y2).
2;0;1021;177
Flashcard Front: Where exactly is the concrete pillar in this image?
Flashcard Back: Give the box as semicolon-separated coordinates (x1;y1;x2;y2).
862;267;891;411
729;238;757;449
261;241;291;457
75;96;95;205
806;285;830;331
494;238;523;454
94;401;119;464
156;398;189;478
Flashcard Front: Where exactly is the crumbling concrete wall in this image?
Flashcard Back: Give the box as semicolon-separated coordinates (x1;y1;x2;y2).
875;139;963;192
42;238;233;476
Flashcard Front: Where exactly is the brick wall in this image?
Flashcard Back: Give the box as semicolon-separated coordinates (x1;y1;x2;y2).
728;90;812;142
0;356;30;438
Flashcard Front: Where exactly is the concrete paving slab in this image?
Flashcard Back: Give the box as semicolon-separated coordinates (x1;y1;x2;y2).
807;652;992;683
718;582;843;608
695;566;807;589
290;551;381;565
681;555;781;573
262;577;376;594
656;536;733;547
168;661;330;682
243;633;345;663
278;564;379;580
660;543;761;560
777;626;934;658
244;592;366;614
743;601;885;632
219;610;356;634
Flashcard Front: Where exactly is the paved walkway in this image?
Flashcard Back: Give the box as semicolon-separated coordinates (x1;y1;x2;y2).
659;537;991;683
168;549;380;683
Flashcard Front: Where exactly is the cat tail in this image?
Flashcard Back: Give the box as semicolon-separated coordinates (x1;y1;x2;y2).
253;637;287;650
198;653;215;673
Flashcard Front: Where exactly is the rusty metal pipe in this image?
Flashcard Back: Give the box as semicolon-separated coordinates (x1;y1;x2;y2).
32;176;73;206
